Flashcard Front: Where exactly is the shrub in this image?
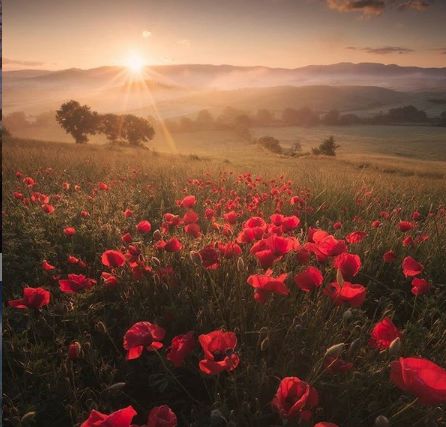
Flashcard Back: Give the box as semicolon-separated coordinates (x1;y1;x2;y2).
312;136;339;156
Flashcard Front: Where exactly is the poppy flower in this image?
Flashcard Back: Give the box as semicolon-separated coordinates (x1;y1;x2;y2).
184;223;201;238
272;376;319;420
383;250;396;263
68;341;81;360
198;330;239;375
345;231;367;244
101;250;126;268
123;208;133;218
333;253;361;280
412;211;422;221
180;195;196;208
402;235;414;247
371;220;382;228
13;191;24;200
399;221;414;232
121;232;133;244
390;357;446;405
218;242;242;258
402;256;423;278
101;272;118;287
81;406;137;427
182;210;199;224
67;255;80;264
8;287;50;309
199;245;220;270
324;281;367;307
80;210;90;218
314;423;339;427
42;260;56;271
294;266;323;292
369;317;401;350
98;182;109;191
281;215;300;233
64;227;76;237
23;177;36;187
42;203;55;214
411;278;431;296
147;405;177;427
166;331;195;368
156;237;183;252
224;211;238;224
123;321;166;360
247;270;289;303
59;274;96;293
136;220;152;234
333;221;342;230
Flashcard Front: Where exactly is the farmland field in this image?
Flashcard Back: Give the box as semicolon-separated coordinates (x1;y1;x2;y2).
2;136;446;426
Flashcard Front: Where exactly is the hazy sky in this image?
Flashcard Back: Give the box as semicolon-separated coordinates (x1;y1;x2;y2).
3;0;446;70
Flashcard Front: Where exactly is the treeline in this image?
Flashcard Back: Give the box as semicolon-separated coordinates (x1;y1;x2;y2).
164;105;446;132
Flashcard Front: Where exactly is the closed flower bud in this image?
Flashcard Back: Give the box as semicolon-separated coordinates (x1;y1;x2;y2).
325;343;345;358
105;382;127;392
21;412;37;424
389;337;401;357
374;415;390;427
260;336;270;352
68;341;81;360
151;256;161;266
336;268;345;286
236;257;245;272
348;338;361;356
343;309;353;321
95;321;107;334
189;250;201;264
153;229;162;241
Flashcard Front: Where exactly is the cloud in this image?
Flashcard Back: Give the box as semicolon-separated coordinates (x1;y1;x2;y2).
177;39;191;47
347;45;414;54
3;58;46;66
142;30;152;38
326;0;434;15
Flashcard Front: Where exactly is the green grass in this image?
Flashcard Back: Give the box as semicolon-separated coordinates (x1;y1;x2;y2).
2;138;446;427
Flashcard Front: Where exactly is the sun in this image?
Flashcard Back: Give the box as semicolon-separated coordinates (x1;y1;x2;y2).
125;54;145;74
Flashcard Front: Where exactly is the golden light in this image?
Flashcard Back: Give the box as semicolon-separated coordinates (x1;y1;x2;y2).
125;53;145;74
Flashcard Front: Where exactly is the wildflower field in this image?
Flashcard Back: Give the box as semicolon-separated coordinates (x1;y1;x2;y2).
3;138;446;427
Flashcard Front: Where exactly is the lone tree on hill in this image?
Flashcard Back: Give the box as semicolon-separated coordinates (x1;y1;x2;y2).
312;136;339;156
56;100;100;144
121;114;155;146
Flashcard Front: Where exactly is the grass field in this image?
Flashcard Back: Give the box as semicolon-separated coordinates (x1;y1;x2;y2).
2;137;446;427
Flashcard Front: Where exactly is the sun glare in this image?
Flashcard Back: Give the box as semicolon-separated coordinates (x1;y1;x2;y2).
126;54;145;74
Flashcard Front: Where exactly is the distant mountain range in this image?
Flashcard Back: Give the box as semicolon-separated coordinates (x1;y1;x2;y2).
3;62;446;115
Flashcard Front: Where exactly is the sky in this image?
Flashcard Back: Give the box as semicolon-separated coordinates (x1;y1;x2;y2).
3;0;446;71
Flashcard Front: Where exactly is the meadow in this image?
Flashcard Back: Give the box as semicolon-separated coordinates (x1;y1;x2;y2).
2;137;446;427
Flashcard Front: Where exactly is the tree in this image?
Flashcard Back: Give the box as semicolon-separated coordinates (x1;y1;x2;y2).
195;109;214;129
4;111;29;132
100;114;123;144
257;136;282;154
56;100;99;144
312;136;339;156
121;114;155;146
322;110;340;125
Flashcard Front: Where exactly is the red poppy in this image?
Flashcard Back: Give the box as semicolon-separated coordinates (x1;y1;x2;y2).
390;357;446;405
42;203;55;214
314;423;339;427
147;405;177;427
180;195;196;208
250;235;294;268
182;210;199;224
166;331;195;368
369;317;401;350
184;223;201;238
272;376;319;420
224;210;238;224
294;266;323;292
101;250;126;268
244;216;267;230
198;330;240;375
281;215;300;233
411;278;431;296
399;221;414;232
136;220;152;234
23;177;36;187
68;341;81;360
199;245;220;270
81;406;137;427
67;255;80;264
80;210;90;218
333;253;361;280
345;231;367;244
13;191;24;200
371;220;382;228
123;208;133;218
8;287;50;309
412;210;422;221
121;232;133;244
98;182;109;191
333;221;342;230
324;281;367;307
42;260;56;271
59;274;96;293
218;242;242;258
64;226;76;237
247;270;289;303
402;256;423;278
101;272;118;287
123;321;166;360
383;250;396;263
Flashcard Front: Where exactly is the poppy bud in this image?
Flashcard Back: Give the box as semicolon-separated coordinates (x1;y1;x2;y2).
105;382;127;392
68;341;81;360
260;336;269;352
153;229;162;241
151;256;161;266
325;343;345;358
336;268;345;286
348;338;361;356
237;257;245;272
374;415;390;427
21;412;36;424
342;309;353;321
95;321;108;334
389;337;401;357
